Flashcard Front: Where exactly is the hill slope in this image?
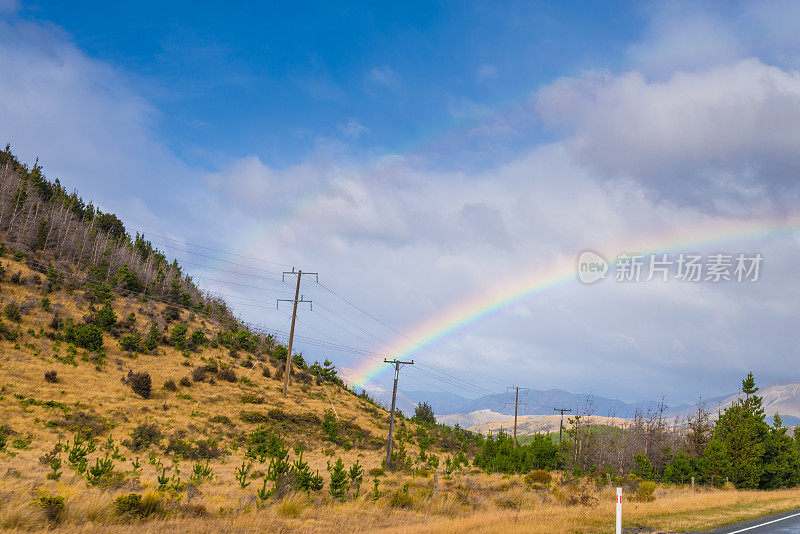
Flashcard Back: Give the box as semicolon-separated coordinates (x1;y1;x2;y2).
0;150;484;531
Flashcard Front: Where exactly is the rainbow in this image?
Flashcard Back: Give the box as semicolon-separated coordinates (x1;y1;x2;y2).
349;213;800;389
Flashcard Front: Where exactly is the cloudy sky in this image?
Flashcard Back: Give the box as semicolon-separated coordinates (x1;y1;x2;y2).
1;1;800;406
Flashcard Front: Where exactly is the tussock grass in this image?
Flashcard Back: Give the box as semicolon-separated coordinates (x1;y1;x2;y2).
276;492;307;518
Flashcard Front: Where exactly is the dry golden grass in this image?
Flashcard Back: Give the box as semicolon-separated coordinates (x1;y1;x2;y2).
2;470;799;533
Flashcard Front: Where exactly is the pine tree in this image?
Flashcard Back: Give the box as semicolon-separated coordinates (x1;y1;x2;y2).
413;402;436;425
144;323;161;352
710;372;768;488
328;458;348;501
760;414;800;489
348;460;363;496
701;438;730;486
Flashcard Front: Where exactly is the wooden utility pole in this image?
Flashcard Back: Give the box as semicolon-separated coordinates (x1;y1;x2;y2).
384;358;413;469
554;407;572;444
278;268;317;398
505;386;528;448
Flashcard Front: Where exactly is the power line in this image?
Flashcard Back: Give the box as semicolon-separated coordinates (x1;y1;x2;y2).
316;281;510;390
138;231;292;268
317;281;407;337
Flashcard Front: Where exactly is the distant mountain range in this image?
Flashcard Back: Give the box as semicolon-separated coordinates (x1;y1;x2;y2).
396;380;800;430
402;388;683;419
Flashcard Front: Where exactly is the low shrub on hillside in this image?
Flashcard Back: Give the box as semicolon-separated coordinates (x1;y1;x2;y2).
127;371;152;399
125;422;162;451
240;411;270;424
4;302;21;322
209;415;234;426
89;302;117;330
295;371;313;385
162;306;181;323
192;363;218;382
54;411;109;437
44;370;58;383
190;329;206;347
192;366;207;382
218;368;236;382
163;379;177;391
245;425;286;462
164;433;222;460
144;323;161;351
63;321;104;351
240;393;263;404
169;324;188;349
114;492;163;518
119;333;142;352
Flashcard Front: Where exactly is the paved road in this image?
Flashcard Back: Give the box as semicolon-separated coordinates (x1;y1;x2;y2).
698;509;800;533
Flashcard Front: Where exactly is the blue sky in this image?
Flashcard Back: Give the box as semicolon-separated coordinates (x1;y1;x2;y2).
25;1;640;166
2;1;800;406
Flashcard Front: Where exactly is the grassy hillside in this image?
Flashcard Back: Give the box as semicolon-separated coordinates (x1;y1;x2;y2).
0;240;484;530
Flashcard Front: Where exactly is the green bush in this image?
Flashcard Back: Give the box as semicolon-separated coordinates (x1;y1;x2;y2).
64;322;104;351
240;393;264;404
190;330;207;347
169;324;188;349
127;422;162;451
322;410;339;443
90;302;117;330
113;263;143;292
4;302;21;322
0;424;10;450
114;493;141;516
246;425;286;462
633;480;657;502
144;323;161;351
119;333;142;353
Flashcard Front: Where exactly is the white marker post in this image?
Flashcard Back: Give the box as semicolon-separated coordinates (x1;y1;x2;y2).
615;487;622;534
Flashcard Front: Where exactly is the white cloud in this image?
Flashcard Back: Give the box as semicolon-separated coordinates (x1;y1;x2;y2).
0;18;194;228
536;59;800;203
